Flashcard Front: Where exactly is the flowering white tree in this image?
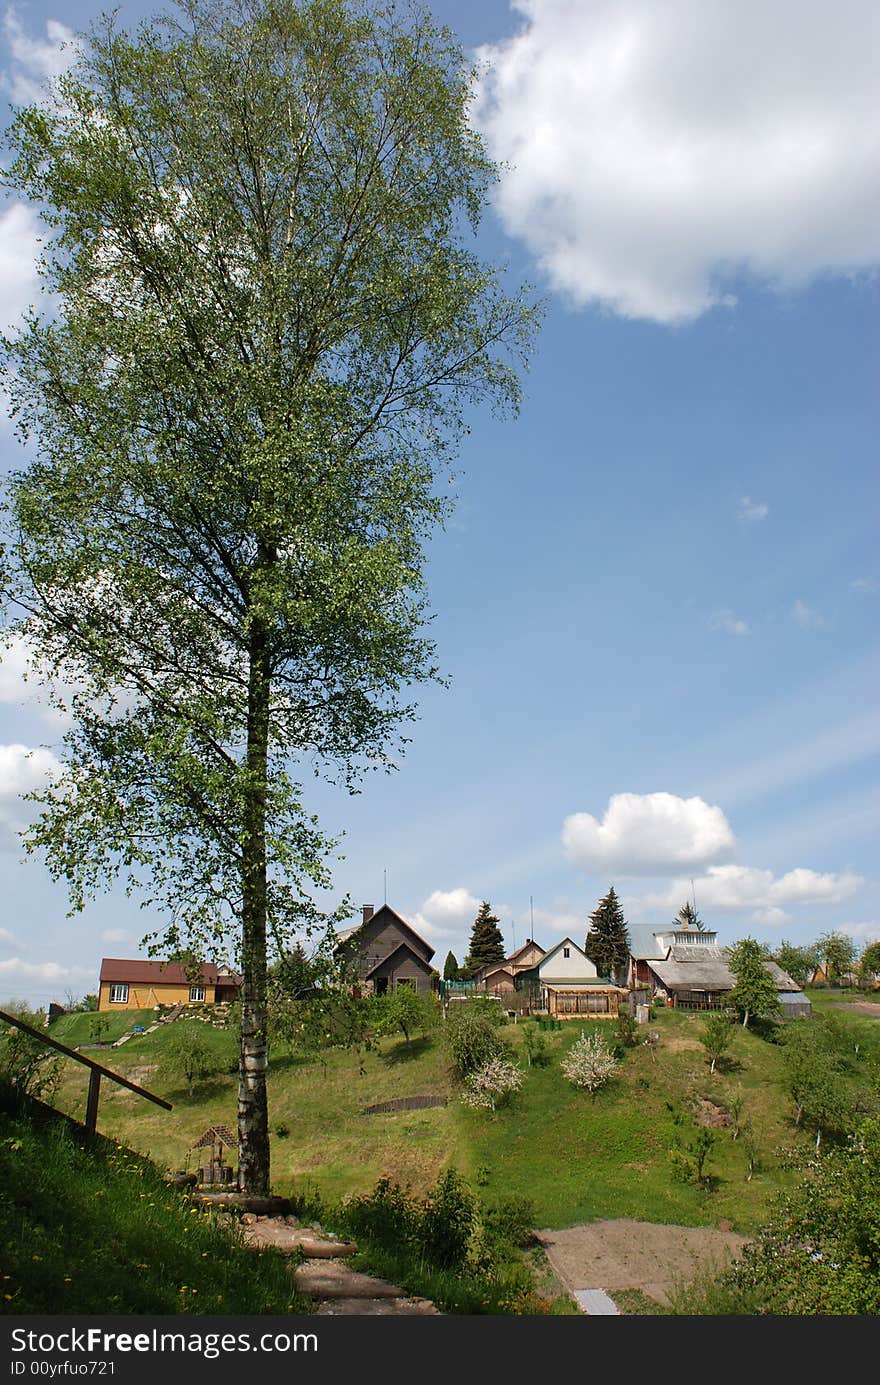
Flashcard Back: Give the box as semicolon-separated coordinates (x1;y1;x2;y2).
461;1056;523;1111
560;1031;618;1097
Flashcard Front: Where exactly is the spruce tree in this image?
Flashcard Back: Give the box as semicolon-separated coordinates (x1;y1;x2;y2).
443;951;460;982
673;900;704;932
463;902;506;976
584;886;631;983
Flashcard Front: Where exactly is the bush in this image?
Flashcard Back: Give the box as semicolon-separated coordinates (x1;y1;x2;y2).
522;1023;550;1067
482;1194;536;1248
668;1128;715;1187
418;1169;476;1269
445;1006;504;1077
461;1056;522;1111
0;1003;64;1100
614;1012;639;1048
560;1030;618;1097
341;1178;418;1253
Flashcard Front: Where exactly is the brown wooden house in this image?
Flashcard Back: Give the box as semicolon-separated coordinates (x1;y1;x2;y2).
334;904;436;994
474;939;546;996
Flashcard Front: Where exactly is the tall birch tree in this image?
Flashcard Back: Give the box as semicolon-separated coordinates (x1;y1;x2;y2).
0;0;537;1191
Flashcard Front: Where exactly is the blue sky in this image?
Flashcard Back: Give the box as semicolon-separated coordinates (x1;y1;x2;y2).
0;0;877;1003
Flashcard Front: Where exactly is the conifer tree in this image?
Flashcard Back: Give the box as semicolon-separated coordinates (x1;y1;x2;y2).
463;902;506;976
584;885;630;983
443;951;460;982
673;900;704;932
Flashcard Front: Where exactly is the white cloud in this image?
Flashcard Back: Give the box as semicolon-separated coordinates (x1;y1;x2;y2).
850;578;876;594
2;8;76;104
99;929;129;944
475;0;880;323
753;906;789;926
563;791;735;875
420;887;481;921
0;742;62;846
0;957;95;1000
737;496;769;522
529;906;583;939
793;599;825;630
0;202;43;335
710;609;751;637
645;863;863;915
838;922;880;943
0;927;23;948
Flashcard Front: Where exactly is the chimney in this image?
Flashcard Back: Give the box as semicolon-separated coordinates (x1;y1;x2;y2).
362;904;374;926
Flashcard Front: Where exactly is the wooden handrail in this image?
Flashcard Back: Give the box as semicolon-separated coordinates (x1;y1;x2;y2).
0;1006;172;1134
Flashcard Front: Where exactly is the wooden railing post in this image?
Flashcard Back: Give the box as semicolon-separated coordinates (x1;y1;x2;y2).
85;1069;102;1135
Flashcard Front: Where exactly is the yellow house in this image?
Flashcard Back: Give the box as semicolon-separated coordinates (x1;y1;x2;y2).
98;958;241;1011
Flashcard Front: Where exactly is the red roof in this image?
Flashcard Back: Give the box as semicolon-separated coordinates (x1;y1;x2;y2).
99;958;239;986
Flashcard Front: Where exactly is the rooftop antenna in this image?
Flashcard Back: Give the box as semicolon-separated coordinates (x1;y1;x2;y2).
530;895;534;941
512;919;517;954
383;868;387;906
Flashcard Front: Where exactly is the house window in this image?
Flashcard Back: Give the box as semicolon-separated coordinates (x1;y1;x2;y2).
108;983;129;1004
189;985;206;1002
563;947;570;958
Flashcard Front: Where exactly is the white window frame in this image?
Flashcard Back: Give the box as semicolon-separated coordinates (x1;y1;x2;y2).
189;984;206;1003
108;983;129;1004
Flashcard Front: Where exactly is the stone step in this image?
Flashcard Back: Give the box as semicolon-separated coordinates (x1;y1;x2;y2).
295;1261;401;1300
316;1297;440;1316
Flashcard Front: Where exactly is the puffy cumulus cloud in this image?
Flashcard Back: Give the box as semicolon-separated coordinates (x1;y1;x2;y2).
563;791;735;875
407;911;459;943
0;957;95;1000
710;609;751;637
738;496;769;522
475;0;880;323
646;864;863;915
420;887;481;921
754;906;789;926
529;906;583;939
2;8;76;104
838;922;880;943
0;742;62;847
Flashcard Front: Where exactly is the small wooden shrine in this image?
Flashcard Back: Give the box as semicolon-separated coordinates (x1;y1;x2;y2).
190;1124;238;1186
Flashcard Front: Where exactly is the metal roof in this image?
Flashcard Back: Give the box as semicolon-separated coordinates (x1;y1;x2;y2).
628;925;669;961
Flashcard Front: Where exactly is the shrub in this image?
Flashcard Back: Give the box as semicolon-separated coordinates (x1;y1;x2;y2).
445;1006;504;1077
614;1012;639;1048
668;1128;715;1187
418;1169;476;1269
560;1030;618;1097
482;1194;536;1248
341;1178;418;1253
522;1023;550;1067
461;1056;522;1110
0;1003;64;1100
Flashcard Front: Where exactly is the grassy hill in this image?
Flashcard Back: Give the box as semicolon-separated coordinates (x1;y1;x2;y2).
0;1092;304;1314
44;995;880;1237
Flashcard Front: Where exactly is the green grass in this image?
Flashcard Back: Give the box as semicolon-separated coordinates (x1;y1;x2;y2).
46;1004;878;1241
0;1091;306;1314
48;1009;156;1046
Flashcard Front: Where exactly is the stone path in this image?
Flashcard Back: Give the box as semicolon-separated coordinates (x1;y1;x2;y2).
240;1214;440;1316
